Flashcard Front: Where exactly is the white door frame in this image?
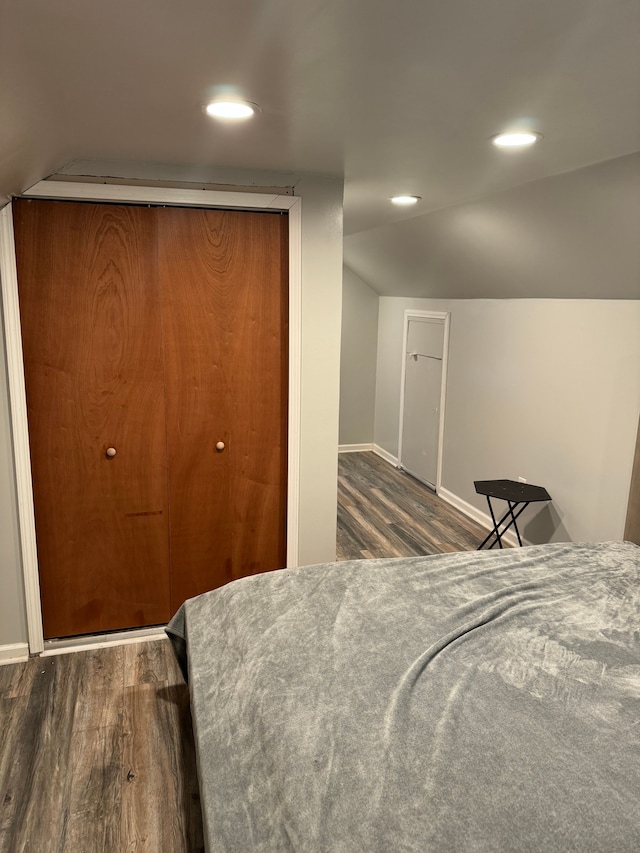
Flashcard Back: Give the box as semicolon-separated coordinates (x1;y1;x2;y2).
0;181;302;654
397;310;450;493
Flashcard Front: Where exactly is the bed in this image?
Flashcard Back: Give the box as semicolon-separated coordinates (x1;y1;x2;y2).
167;541;640;852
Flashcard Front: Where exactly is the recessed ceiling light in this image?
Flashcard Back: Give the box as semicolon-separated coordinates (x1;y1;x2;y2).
491;131;542;148
204;100;258;119
390;195;422;206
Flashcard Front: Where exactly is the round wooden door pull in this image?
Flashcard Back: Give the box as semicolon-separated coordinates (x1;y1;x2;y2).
215;441;225;452
106;447;117;458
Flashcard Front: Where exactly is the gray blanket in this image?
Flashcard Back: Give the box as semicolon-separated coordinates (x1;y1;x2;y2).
167;541;640;852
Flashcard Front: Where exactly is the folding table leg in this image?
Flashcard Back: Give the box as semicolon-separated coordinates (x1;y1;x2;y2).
508;500;523;546
477;496;503;549
477;499;531;550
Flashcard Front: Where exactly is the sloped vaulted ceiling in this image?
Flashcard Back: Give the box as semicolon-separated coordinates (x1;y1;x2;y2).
0;0;639;298
343;152;640;299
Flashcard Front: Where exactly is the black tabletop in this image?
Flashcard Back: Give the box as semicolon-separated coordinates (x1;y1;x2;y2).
474;479;551;503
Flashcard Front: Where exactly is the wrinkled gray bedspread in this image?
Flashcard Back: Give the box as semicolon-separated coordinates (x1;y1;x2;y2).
167;541;640;852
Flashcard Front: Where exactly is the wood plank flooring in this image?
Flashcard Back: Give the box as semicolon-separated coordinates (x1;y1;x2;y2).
0;640;203;853
337;451;487;559
0;451;486;852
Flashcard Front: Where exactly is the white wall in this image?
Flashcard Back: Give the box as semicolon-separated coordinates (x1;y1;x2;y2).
0;162;344;647
375;297;640;544
339;266;379;446
295;173;344;565
0;309;28;647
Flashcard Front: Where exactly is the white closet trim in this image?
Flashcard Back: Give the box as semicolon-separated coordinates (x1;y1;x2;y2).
0;181;302;654
0;205;44;653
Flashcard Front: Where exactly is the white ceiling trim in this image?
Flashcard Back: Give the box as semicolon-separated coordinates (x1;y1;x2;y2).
22;180;299;210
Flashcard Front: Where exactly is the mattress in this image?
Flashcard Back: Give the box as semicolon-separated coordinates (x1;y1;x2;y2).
167;541;640;852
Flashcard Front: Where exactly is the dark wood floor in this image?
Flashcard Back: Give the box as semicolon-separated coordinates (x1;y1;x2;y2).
337;451;486;559
0;640;204;853
0;451;485;852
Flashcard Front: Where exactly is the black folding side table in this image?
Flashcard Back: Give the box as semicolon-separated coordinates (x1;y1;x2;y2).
474;479;551;549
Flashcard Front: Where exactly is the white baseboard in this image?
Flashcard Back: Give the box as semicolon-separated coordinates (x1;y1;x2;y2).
340;449;527;548
0;642;29;665
336;443;399;467
439;488;528;548
41;625;168;657
373;445;399;467
1;627;170;663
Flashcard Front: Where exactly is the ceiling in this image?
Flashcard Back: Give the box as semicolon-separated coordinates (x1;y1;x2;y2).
1;0;639;286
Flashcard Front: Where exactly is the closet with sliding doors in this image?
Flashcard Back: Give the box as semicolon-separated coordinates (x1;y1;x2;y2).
13;198;288;639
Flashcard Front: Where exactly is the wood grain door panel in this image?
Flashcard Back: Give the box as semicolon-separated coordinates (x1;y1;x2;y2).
159;208;288;610
14;199;288;636
13;200;172;638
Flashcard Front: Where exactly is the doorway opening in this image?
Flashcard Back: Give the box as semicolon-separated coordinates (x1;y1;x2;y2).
398;310;450;492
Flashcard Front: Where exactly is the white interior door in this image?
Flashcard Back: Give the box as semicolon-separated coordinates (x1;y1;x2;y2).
399;316;446;490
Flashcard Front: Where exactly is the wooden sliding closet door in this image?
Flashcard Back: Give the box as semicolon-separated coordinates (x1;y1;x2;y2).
13;199;172;638
14;200;288;638
158;208;288;610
